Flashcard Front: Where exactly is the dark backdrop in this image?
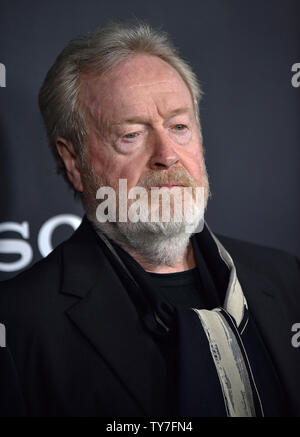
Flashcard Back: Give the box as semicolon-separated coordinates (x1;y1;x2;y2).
0;0;299;280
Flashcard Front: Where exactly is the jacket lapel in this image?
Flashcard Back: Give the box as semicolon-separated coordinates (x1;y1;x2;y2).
59;217;167;416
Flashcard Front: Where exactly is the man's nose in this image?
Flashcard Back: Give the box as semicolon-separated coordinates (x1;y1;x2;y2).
148;131;179;170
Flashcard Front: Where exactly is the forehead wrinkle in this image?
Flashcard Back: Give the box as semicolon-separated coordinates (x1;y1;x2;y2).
125;79;179;89
111;106;192;127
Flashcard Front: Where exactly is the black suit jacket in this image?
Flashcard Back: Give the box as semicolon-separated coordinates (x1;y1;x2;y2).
0;216;299;416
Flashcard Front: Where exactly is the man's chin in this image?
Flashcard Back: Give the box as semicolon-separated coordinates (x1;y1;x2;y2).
88;215;203;266
91;216;202;243
118;220;190;238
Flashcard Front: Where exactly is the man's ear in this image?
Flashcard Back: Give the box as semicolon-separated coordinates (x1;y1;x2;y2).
56;137;84;192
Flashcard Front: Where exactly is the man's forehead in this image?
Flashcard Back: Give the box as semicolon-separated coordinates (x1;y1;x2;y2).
104;53;183;83
81;55;190;96
82;73;190;102
79;54;194;124
89;96;194;130
111;107;193;126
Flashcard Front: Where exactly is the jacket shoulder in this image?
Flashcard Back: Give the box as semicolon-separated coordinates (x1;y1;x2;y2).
217;233;299;265
217;233;300;294
0;239;63;293
0;239;66;325
0;216;99;324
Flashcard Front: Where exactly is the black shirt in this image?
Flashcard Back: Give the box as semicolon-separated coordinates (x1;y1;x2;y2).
149;268;210;309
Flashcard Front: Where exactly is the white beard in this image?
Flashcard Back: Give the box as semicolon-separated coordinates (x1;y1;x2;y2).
82;165;209;268
88;192;205;267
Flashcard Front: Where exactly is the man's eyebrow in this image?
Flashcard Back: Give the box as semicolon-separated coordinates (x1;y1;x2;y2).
164;107;191;119
111;107;191;126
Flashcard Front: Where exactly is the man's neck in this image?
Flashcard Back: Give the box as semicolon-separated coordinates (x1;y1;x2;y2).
124;239;196;274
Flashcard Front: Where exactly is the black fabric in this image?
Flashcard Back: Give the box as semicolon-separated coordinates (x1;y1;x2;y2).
176;305;286;416
176;307;227;416
238;314;287;416
0;215;299;416
97;225;228;337
95;229;229;416
97;233;226;415
96;226;286;416
148;268;208;308
0;347;26;416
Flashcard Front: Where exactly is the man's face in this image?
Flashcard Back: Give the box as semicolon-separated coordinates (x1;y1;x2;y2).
78;53;209;223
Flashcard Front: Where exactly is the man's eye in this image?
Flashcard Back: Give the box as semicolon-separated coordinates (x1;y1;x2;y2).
123;132;138;139
173;124;187;131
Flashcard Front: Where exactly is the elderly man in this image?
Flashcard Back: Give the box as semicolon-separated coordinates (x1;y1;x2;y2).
0;22;299;417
